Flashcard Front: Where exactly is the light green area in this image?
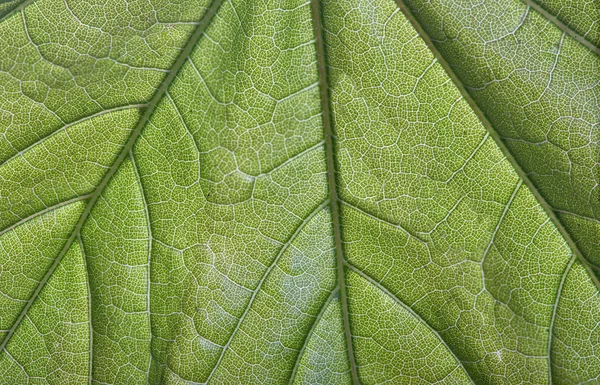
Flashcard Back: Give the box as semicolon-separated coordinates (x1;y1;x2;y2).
0;108;139;230
552;261;600;384
346;270;472;384
81;157;151;384
0;0;598;383
0;201;85;344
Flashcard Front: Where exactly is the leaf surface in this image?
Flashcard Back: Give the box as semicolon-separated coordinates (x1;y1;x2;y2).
0;0;598;384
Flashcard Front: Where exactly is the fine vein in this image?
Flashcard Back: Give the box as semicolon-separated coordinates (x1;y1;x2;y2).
288;287;339;385
0;104;146;168
547;255;577;384
0;194;92;237
520;0;600;54
129;151;155;381
345;262;476;385
78;234;94;385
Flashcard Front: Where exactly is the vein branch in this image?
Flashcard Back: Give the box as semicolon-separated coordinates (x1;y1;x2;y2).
345;262;476;385
547;255;576;384
288;287;339;385
205;199;330;383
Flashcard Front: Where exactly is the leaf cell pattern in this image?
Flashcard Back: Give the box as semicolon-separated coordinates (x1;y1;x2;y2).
0;0;598;383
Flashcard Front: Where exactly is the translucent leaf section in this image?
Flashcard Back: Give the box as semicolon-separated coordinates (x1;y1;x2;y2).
208;208;336;384
0;0;597;383
0;241;89;384
346;270;472;384
322;0;575;382
0;0;209;162
552;261;600;384
0;108;139;230
131;1;329;382
529;0;600;46
169;0;322;205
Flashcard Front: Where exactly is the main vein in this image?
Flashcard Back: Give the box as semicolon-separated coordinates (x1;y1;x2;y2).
0;0;224;356
310;1;360;384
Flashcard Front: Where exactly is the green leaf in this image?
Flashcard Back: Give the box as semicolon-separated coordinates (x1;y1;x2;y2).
0;0;598;383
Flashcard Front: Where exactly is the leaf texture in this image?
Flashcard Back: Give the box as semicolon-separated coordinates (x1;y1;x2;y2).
0;0;598;384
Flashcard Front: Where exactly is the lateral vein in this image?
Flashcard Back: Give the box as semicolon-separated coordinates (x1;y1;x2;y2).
204;199;330;383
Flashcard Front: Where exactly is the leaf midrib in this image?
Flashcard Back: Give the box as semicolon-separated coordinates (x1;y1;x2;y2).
0;0;225;357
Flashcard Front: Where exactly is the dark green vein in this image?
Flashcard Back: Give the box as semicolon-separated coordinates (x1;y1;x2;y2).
392;0;600;293
547;255;576;384
339;199;428;244
0;0;224;356
0;104;146;168
129;151;154;381
0;0;32;24
481;180;523;290
0;194;91;237
310;0;360;384
77;234;94;385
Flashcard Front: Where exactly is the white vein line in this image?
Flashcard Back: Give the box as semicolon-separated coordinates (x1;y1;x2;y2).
203;199;330;384
4;349;29;377
345;262;476;385
167;91;202;157
276;81;319;102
